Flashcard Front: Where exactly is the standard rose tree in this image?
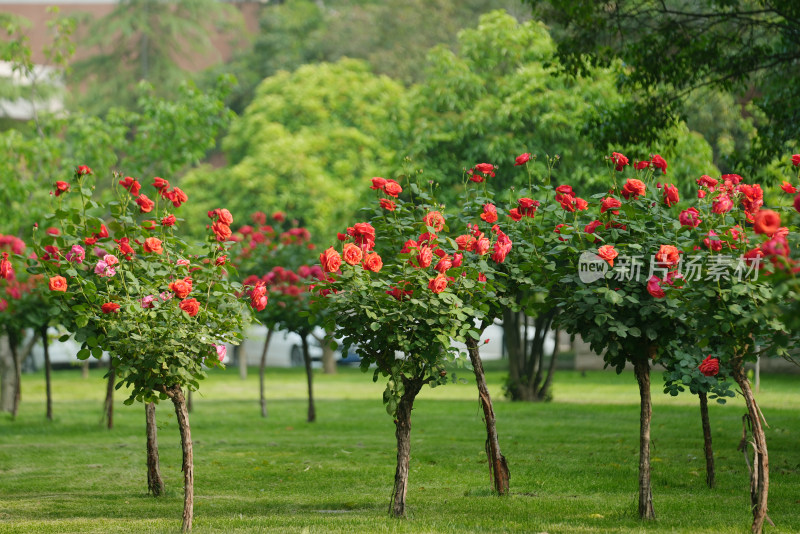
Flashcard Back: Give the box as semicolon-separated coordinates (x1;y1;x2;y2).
31;166;253;532
232;212;327;420
315;173;504;516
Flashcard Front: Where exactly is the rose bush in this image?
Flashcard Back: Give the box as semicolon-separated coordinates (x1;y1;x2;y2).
31;166;252;532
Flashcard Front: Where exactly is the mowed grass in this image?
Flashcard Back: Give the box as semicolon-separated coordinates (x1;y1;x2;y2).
1;364;799;533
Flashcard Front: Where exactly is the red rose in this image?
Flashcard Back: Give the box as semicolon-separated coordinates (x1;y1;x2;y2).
795;193;800;214
662;184;680;207
428;273;449;294
136;194;155;213
348;222;376;250
166;187;188;208
152;177;170;190
271;211;285;222
621;179;646;200
597;245;617;266
417;245;433;268
169;277;193;299
379;199;396;211
698;355;719;376
423;211;446;232
753;210;781;236
434;255;452;273
54;181;70;197
696;175;718;190
118;176;141;196
792;154;800;167
455;234;476;251
558;193;576;212
143;237;163;254
647;276;666;299
142;220;156;230
474;163;495;175
480;204;498;223
633;160;649;170
711;194;733;214
517;198;539;217
101;302;121;314
610;152;629;171
161;214;176;227
212;221;232;242
575;197;588;211
215;255;227;266
507;208;522;221
383;179;403;197
650;154;667;174
514;153;531;166
363;252;383;272
320;247;342;273
780;181;797;194
703;230;723;251
215;208;233;225
370;177;387;190
679;207;701;228
600;197;621;214
179;298;200;317
476;237;490;255
655;245;681;267
76;165;92;176
584;220;603;235
555;184;573;196
0;253;13;280
250;283;268;311
342;243;363;265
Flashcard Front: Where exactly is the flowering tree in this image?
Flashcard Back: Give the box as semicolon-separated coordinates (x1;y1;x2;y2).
315;170;519;514
233;212;327;420
31;166;251;532
0;235;47;418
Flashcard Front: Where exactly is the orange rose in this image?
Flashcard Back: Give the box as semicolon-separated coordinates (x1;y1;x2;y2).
179;298;200;317
143;237;163;254
423;211;445;232
169;277;193;299
428;273;448;294
342;243;363;265
753;209;781;236
597;245;618;267
655;244;680;267
363;252;383;272
48;275;67;292
319;247;342;273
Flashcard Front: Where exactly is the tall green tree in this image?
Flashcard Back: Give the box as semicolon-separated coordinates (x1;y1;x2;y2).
70;0;241;114
204;0;526;114
181;59;407;244
524;0;800;170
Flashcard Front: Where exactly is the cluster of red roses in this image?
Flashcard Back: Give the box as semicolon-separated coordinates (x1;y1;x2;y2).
0;236;41;312
207;208;234;242
126;175;188;213
371;176;403;211
467;163;496;183
242;264;325;310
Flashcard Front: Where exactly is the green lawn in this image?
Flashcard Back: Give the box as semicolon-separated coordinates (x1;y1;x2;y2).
1;365;798;533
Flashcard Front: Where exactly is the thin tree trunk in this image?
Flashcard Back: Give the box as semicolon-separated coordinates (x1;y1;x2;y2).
390;377;423;517
103;366;115;430
466;337;509;495
732;352;769;534
633;355;655;520
0;335;14;412
301;334;315;423
41;326;53;421
238;344;247;380
259;328;273;418
10;330;21;419
146;402;165;496
698;391;715;489
539;328;560;399
81;360;89;379
166;385;194;532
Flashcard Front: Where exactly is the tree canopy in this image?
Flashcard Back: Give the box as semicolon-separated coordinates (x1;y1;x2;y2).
524;0;800;170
